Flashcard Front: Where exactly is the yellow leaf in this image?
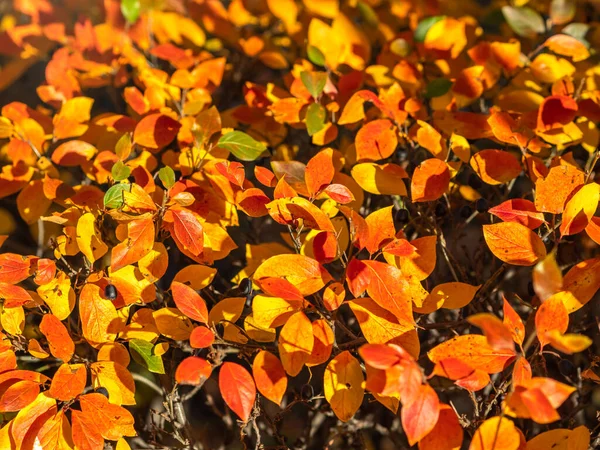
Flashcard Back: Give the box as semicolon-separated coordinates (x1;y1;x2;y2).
0;306;24;335
37;271;76;320
153;307;194;340
323;351;364;422
470;416;521;450
253;254;331;296
76;213;108;264
90;361;135;405
350;163;408;196
348;298;419;359
417;282;480;312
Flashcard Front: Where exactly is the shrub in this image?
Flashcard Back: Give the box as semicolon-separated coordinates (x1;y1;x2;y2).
0;0;598;449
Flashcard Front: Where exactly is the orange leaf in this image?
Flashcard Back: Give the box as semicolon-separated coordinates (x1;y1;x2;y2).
545;34;590;62
169;208;204;256
51;140;97;167
253;254;332;296
470;150;521;185
401;384;440;446
219;362;256;422
355;119;398;161
346;259;415;327
306;319;334;367
111;217;155;272
79;283;119;348
0;282;33;308
483;222;546;266
11;392;57;449
39;314;74;362
0;379;39;412
398;235;437;281
467;313;515;352
503;297;525;347
175;356;212;386
560;183;600;236
428;335;515;374
252;350;287;406
278;311;314;376
0;253;31;284
48;363;87;401
560;257;600;312
535;163;584;214
305;148;336;196
170;281;208;323
37;410;74;450
411;158;450;202
189;326;215;348
71;409;104;450
79;393;136;440
532;252;563;302
349;298;418;358
419;404;463;450
537;95;578;131
133;113;181;149
535;295;568;349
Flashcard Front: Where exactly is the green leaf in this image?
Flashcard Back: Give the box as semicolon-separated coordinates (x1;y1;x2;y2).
307;45;326;67
357;2;378;27
159;166;176;189
300;71;327;100
121;0;141;24
414;16;445;43
218;131;267;161
424;78;453;99
306;103;326;136
502;6;545;38
103;183;130;209
563;23;590;46
111;161;131;182
129;339;165;374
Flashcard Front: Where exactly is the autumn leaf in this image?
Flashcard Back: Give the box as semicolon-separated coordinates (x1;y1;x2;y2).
252;351;287;406
483;222;546;266
111;217;155;272
323;351;364;422
39;314;74;361
401;384;440;446
170;281;208;323
278;311;314;376
219;362;256;422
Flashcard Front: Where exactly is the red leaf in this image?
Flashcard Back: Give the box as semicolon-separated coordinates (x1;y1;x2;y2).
537;95;578;131
170;208;204;256
219;362;256;422
489;199;545;229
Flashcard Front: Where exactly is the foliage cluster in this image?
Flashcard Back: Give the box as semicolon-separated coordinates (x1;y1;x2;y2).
0;0;599;449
